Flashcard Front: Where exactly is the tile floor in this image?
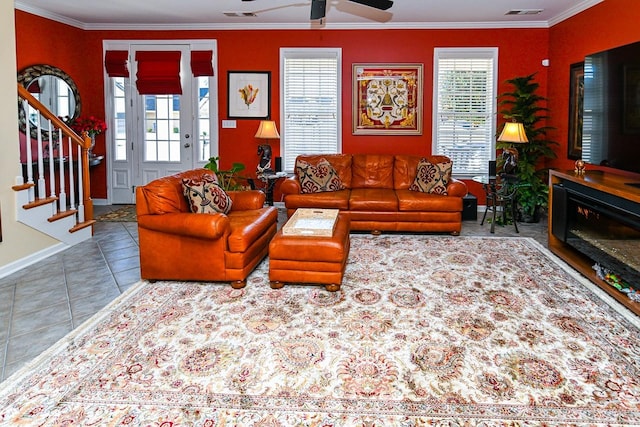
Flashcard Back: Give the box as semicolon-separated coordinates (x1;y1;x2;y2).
0;204;547;383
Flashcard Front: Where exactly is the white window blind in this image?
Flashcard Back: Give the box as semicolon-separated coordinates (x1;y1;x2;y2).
433;48;498;176
280;48;341;172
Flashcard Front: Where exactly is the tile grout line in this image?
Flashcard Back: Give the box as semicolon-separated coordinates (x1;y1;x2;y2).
1;284;17;382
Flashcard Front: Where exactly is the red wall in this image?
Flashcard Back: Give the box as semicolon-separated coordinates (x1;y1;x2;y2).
20;6;635;200
546;0;640;175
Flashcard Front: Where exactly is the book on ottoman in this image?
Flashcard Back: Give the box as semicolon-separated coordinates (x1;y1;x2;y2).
282;208;339;237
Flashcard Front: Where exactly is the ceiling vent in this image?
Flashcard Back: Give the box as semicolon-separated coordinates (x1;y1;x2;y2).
505;9;543;15
223;11;257;17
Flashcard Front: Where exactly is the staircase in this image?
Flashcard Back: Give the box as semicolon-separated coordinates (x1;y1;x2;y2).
14;84;95;245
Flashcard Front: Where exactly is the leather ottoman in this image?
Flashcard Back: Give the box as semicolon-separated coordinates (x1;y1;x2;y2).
269;214;350;291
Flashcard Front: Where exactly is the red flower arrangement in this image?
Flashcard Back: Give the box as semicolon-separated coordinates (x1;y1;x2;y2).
71;116;107;137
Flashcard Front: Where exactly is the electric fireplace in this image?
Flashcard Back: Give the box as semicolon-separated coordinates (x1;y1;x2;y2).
552;182;640;301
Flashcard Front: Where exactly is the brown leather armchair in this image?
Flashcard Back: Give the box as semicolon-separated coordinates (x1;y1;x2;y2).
136;169;278;287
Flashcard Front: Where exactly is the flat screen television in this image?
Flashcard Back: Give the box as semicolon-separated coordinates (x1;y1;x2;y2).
581;40;640;175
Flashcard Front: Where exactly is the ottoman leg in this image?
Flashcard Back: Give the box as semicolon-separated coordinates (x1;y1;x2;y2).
270;281;285;289
325;283;340;292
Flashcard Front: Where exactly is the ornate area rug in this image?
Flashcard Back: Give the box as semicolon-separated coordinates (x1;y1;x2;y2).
95;205;136;222
1;236;639;426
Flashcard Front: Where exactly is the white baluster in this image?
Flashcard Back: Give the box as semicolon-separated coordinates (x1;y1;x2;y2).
23;100;35;202
58;128;67;213
48;121;56;215
36;113;45;200
68;135;76;212
76;144;85;223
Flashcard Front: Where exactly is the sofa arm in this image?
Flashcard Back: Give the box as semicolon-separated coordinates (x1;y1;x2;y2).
280;176;302;195
228;190;266;210
138;212;230;240
447;178;468;198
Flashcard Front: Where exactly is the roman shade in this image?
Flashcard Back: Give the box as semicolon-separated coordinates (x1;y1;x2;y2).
190;50;214;77
135;51;182;95
104;50;130;78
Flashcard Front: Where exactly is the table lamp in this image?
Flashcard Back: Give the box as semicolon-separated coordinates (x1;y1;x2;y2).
255;120;280;175
497;122;528;175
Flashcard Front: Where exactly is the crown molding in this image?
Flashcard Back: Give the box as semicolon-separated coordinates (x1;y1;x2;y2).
15;0;601;32
548;0;604;27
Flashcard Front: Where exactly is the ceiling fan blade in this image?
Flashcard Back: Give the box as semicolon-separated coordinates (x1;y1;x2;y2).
310;0;327;20
348;0;393;11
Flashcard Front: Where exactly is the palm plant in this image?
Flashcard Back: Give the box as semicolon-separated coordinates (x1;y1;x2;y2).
497;74;558;222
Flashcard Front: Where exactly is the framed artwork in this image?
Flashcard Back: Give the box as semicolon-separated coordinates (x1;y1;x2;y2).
568;62;584;159
623;65;640;134
227;71;271;119
353;63;423;135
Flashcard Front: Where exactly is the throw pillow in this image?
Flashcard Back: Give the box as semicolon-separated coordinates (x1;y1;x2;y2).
182;175;233;214
296;158;345;194
409;158;453;195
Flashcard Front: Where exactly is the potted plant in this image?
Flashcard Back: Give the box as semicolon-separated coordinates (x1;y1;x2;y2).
497;74;558;222
204;156;248;191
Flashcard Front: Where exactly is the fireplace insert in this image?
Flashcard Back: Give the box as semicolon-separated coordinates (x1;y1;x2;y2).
552;183;640;296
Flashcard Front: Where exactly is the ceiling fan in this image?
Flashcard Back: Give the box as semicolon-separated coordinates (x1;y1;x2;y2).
241;0;393;20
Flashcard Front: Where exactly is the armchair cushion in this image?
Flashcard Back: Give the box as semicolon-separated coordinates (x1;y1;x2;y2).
182;175;233;214
409;158;453;195
296;158;345;194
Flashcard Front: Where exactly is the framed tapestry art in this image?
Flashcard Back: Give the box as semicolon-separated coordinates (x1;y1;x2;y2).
353;64;423;135
227;71;271;119
568;62;584;159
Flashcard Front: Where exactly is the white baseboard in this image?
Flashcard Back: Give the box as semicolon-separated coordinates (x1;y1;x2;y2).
0;243;68;279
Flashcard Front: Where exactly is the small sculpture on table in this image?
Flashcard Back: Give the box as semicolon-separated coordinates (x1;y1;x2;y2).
257;144;274;177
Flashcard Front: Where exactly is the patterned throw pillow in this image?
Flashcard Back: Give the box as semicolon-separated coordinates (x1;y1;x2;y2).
296;158;345;194
409;158;453;195
182;174;233;214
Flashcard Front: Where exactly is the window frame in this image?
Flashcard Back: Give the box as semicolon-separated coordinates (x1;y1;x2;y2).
279;47;342;173
432;47;498;178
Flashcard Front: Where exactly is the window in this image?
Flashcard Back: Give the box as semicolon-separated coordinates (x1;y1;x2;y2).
280;48;341;172
433;48;498;177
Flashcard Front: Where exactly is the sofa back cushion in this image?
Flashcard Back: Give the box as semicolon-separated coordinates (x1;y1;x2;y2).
141;168;214;215
294;154;353;188
351;154;394;189
394;154;452;190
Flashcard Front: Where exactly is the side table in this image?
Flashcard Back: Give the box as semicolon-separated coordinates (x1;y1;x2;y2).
473;174;520;234
256;172;289;206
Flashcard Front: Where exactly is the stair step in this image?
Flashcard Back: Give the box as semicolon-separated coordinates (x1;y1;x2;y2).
22;196;58;210
70;220;96;233
48;209;77;222
12;182;35;191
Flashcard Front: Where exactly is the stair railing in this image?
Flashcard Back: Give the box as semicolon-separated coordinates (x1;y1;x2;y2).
16;83;94;225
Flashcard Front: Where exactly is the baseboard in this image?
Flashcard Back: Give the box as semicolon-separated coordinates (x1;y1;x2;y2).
0;243;68;279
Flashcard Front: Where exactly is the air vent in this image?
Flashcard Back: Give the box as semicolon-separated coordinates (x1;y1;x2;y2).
505;9;543;15
224;11;257;17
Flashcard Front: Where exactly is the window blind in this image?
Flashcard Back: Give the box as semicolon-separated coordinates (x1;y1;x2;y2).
104;50;130;78
433;49;497;176
281;49;340;171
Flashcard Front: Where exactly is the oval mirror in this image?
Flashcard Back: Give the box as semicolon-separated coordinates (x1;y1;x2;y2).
17;64;81;141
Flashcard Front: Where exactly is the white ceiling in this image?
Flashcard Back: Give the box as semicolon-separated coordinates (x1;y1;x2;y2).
15;0;602;30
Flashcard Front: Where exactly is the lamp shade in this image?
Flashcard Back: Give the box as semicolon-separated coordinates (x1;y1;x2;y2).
255;120;280;139
498;122;528;143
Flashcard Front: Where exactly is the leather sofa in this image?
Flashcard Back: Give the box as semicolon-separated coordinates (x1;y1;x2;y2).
136;169;278;287
280;154;468;234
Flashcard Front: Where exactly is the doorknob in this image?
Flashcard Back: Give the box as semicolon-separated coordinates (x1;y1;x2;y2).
184;142;191;148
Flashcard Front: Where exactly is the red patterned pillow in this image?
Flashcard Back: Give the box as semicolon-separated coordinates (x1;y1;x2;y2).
409;158;452;194
296;158;345;194
182;174;233;214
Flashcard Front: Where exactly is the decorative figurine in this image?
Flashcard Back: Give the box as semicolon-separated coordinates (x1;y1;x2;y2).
574;159;586;174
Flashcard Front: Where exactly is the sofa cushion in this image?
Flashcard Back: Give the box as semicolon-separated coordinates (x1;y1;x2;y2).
295;154;353;188
296;158;346;194
182;175;233;214
409;158;452;195
284;189;351;210
349;188;398;211
396;189;463;212
351;154;395;189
